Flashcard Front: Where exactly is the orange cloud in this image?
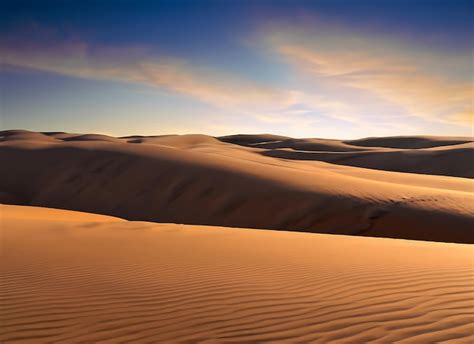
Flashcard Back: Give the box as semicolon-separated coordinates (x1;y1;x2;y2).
265;22;473;128
454;108;474;125
1;43;298;115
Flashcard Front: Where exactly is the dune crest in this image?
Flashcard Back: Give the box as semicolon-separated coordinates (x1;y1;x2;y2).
220;134;474;178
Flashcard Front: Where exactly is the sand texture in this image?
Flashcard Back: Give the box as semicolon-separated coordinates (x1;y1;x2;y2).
1;130;473;243
1;204;473;343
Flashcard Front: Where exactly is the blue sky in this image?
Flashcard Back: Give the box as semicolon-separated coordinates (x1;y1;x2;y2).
1;0;473;138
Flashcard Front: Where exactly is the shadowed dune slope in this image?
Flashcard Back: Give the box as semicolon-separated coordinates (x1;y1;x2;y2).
219;134;474;178
220;135;374;152
1;130;473;243
261;144;474;178
345;135;473;149
219;134;473;150
218;133;292;146
1;205;473;343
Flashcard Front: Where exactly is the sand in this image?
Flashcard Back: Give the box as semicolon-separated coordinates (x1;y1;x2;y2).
1;130;473;243
221;134;474;178
1;204;473;342
219;134;473;150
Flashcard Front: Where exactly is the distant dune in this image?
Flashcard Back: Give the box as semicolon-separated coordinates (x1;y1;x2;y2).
2;204;473;342
346;135;473;149
1;129;473;243
220;134;474;178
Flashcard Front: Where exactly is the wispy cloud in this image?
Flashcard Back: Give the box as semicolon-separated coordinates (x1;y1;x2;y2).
264;21;473;128
1;42;299;115
2;20;472;138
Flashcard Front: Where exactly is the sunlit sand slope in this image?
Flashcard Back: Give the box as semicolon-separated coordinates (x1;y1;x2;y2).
1;130;473;243
1;205;473;343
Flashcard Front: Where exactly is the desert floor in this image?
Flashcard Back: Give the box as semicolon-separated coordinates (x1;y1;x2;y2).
1;130;473;342
2;204;473;342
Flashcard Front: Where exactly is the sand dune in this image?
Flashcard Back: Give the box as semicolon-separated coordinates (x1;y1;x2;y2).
221;136;374;152
346;135;473;149
261;144;474;178
219;133;292;146
221;134;474;178
1;204;473;342
220;134;473;150
1;129;473;243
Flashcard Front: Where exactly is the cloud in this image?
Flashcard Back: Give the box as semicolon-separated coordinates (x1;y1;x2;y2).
2;41;360;136
454;108;474;125
1;42;299;115
264;21;473;128
2;21;472;138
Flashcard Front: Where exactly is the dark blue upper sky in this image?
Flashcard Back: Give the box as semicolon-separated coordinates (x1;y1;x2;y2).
3;1;472;50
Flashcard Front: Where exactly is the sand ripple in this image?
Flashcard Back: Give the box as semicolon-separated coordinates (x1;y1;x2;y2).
1;205;473;342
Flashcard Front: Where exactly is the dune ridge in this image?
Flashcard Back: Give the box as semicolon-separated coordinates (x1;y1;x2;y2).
1;130;473;243
345;135;473;149
220;134;474;178
1;204;473;342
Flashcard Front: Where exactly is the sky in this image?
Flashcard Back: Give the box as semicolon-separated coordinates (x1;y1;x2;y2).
1;0;473;138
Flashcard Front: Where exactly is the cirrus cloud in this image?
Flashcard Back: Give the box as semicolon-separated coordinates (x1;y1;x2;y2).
263;20;473;129
1;42;300;116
